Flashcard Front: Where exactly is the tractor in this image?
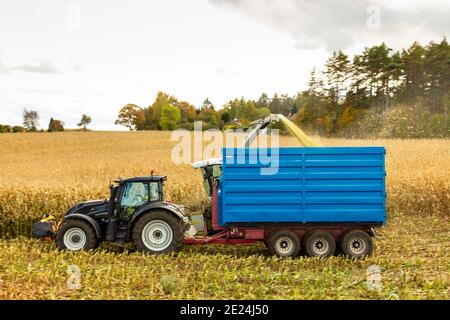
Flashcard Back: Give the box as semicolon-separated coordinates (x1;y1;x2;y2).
33;175;190;254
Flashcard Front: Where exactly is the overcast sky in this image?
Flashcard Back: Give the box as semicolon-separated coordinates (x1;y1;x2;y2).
0;0;448;130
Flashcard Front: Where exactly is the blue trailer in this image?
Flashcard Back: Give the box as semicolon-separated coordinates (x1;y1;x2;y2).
188;146;387;258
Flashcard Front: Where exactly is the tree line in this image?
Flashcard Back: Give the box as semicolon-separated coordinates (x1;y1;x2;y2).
2;38;448;137
116;38;449;138
0;110;92;133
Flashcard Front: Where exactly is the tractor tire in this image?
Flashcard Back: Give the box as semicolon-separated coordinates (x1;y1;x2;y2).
340;229;373;259
132;210;184;254
56;219;98;251
268;230;301;258
304;230;336;258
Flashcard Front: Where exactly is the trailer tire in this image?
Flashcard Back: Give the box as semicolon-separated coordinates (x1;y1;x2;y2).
56;219;98;251
304;230;336;258
132;210;184;254
340;229;373;259
268;230;301;258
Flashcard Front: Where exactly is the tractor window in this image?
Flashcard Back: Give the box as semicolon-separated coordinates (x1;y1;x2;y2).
201;165;222;197
201;168;211;197
149;182;160;201
120;182;160;219
121;182;149;208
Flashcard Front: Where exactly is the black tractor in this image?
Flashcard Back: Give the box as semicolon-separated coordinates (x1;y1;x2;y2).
32;176;190;254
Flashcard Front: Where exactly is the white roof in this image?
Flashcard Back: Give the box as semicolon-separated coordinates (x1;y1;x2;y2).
191;158;222;169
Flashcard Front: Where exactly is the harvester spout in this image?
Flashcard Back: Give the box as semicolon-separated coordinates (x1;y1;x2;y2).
243;113;318;147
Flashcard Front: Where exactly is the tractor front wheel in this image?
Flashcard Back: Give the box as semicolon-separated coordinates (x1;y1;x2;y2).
56;219;98;251
132;211;184;254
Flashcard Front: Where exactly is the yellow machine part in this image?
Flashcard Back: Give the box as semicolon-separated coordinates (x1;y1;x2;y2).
277;114;319;146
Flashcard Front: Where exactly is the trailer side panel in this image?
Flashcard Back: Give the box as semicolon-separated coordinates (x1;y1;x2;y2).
220;147;386;225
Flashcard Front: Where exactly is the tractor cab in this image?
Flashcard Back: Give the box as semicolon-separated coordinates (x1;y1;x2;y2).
110;176;166;221
191;158;222;198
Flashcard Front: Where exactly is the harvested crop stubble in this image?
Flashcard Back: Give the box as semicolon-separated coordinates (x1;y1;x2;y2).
0;214;448;299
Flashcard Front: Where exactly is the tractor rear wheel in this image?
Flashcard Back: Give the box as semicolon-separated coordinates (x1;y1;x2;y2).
268;230;301;258
132;211;184;254
56;219;98;251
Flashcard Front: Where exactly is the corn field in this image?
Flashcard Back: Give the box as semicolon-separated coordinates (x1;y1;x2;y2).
0;132;448;299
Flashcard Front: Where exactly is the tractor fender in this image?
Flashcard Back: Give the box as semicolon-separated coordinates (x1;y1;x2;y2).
64;214;102;238
130;203;185;227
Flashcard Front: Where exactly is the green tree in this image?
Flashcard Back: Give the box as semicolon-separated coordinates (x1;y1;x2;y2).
12;126;24;133
423;38;450;112
256;93;269;109
353;43;395;111
201;98;214;110
400;42;426;103
198;108;218;128
269;93;282;114
77;114;92;131
147;92;178;129
221;112;231;123
256;107;271;118
325;50;350;104
159;104;181;130
0;124;12;133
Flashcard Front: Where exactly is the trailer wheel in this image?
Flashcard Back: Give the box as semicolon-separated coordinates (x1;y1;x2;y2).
268;230;301;258
340;230;373;259
304;230;336;258
132;210;184;254
56;219;98;251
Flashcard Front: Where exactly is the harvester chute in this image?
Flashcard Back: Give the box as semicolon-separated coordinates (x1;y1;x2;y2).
244;114;319;147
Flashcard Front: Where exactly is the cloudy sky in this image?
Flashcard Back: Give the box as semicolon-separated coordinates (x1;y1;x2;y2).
0;0;448;130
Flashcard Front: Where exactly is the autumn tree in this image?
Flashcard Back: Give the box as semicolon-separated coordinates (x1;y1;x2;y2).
48;117;64;132
115;104;145;130
177;101;197;123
